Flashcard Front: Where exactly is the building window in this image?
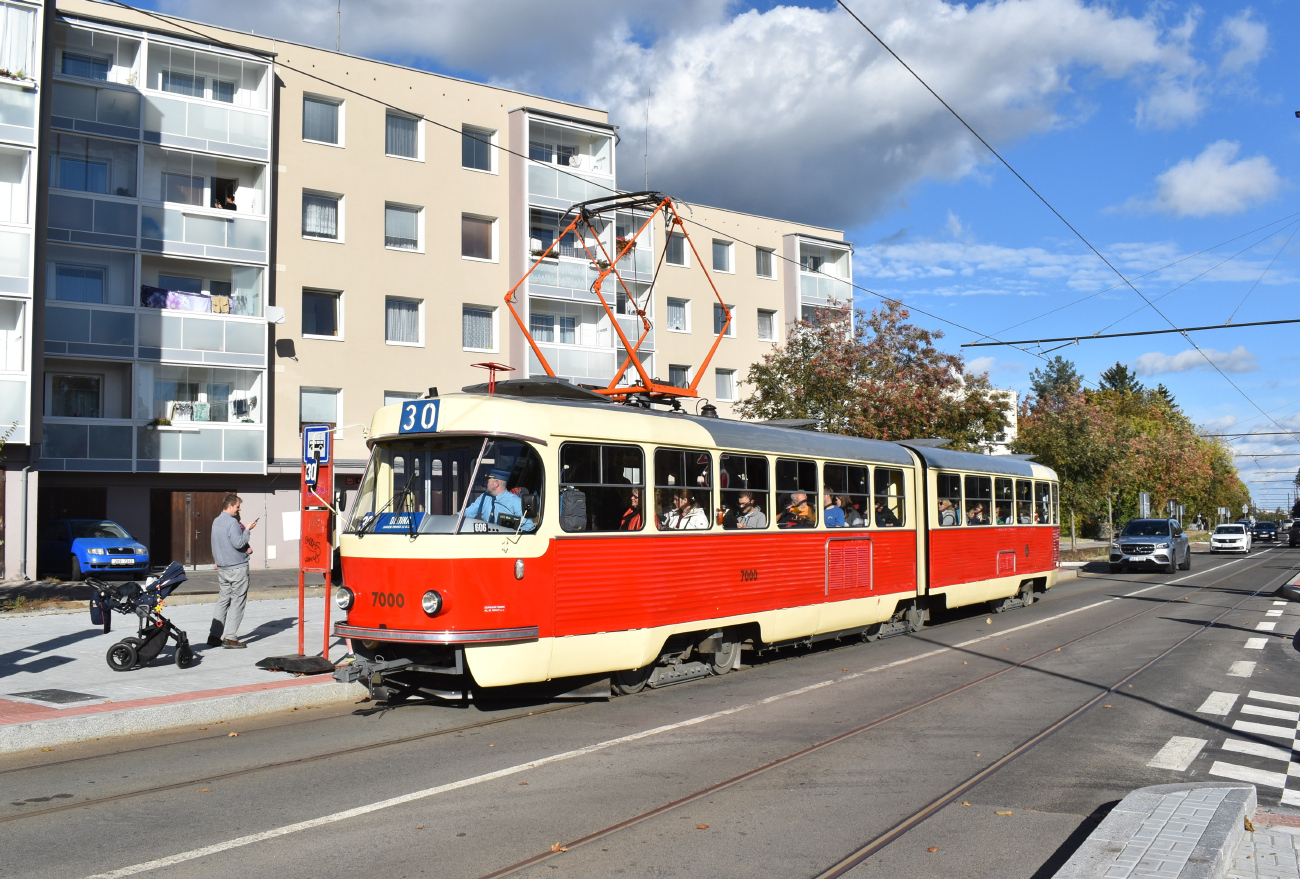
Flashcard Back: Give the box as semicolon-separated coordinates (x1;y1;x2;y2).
384;203;420;251
385;112;419;159
669;365;690;389
61;51;109;81
385;297;421;345
302;290;341;338
559;315;576;345
530;312;554;343
57;156;107;194
384;391;419;407
461;215;494;261
712;239;732;273
757;309;777;342
463;305;495;351
52;134;136;198
0;3;34;75
756;247;775;278
300;387;339;429
54;265;105;303
303;95;341;145
666;232;686;266
51;374;101;418
303;193;340;240
162;70;203;98
715;369;736;402
163;171;203;206
462;125;495;172
666;298;688;332
213;80;236;104
714;303;734;337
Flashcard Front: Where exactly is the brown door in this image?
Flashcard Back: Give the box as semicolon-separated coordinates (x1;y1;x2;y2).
168;491;233;567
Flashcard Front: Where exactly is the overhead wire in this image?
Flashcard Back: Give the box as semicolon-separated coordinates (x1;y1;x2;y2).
834;0;1300;448
1225;221;1300;324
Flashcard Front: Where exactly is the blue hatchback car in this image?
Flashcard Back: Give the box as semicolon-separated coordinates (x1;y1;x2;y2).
40;519;150;580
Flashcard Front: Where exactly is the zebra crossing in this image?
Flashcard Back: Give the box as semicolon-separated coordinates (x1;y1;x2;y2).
1206;689;1300;806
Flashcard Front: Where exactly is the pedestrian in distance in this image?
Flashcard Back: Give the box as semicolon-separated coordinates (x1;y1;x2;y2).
208;493;257;649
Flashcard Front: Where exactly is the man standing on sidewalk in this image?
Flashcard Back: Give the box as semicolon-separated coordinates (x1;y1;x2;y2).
208;494;258;649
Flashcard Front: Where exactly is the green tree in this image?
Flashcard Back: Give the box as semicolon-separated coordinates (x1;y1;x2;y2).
1099;362;1145;395
1027;356;1083;411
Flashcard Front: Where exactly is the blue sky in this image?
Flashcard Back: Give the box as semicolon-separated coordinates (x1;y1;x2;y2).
147;0;1300;507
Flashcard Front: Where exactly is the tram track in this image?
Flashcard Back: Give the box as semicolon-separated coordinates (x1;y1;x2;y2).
2;549;1277;829
471;547;1297;879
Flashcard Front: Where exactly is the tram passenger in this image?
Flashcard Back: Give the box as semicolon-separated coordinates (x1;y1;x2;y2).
966;503;988;526
661;489;709;530
777;492;815;528
996;504;1012;525
838;496;864;527
619;489;643;531
736;492;767;529
464;469;533;531
824;492;845;527
874;500;900;528
938;498;959;527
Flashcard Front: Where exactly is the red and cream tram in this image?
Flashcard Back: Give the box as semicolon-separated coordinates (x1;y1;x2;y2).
332;382;1060;701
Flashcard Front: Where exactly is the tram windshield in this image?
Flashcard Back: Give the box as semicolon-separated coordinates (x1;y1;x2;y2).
348;436;544;535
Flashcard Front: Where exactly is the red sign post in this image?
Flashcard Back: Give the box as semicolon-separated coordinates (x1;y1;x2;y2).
300;425;334;657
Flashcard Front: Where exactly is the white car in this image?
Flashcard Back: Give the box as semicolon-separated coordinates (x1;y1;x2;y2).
1210;523;1252;553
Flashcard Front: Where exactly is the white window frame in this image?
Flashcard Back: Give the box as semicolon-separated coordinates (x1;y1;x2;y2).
665;297;690;334
302;287;344;342
302;189;344;243
302;94;344;148
715;368;737;402
668;364;691;389
461;214;499;264
462;303;498;353
46;371;104;418
384;390;420;407
462;124;498;175
384;296;424;348
384;110;423;162
299;386;341;428
757;308;778;342
712;239;734;274
714;303;736;338
666;231;689;268
383;201;423;253
756;246;777;280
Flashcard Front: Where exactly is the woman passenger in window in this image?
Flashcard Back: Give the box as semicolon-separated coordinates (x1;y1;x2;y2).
661;489;708;530
619;489;643;531
938;498;959;527
823;492;845;527
838;496;863;527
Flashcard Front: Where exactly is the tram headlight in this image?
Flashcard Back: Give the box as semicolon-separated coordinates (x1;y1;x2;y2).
422;590;443;616
335;586;354;610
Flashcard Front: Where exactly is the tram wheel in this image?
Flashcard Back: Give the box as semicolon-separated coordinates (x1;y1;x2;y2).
709;639;740;675
906;604;925;633
1019;584;1034;607
612;665;655;695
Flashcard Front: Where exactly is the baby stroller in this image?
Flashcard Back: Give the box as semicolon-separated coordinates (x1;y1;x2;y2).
88;561;193;671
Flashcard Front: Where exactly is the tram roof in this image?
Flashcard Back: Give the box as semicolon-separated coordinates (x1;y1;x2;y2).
900;443;1039;477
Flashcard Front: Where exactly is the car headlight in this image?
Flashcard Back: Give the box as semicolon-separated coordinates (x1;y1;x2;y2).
134;546;147;555
86;547;104;555
1155;542;1170;549
335;586;354;610
422;590;443;615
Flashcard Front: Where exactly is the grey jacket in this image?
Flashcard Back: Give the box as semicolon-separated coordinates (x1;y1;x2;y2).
211;511;251;568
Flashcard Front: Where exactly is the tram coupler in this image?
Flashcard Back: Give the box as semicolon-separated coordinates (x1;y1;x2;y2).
334;656;414;698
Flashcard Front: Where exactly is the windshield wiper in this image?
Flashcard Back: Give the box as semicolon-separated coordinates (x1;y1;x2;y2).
358;469;421;536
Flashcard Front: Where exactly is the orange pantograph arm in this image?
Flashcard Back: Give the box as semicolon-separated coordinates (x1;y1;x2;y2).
502;213;586;379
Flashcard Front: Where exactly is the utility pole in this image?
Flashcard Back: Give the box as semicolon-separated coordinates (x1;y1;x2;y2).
336;0;342;52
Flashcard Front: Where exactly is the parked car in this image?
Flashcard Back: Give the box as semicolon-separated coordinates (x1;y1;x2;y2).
1253;521;1279;541
1211;523;1252;554
1292;526;1300;547
1110;518;1191;574
39;519;149;580
1281;519;1294;533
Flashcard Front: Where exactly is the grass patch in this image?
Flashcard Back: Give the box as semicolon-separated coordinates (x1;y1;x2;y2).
0;595;84;613
1060;547;1107;563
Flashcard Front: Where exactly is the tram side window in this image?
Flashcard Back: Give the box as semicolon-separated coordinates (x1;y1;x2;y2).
720;453;770;529
937;472;962;527
1051;482;1059;525
654;448;712;530
558;442;645;532
775;458;817;528
1015;479;1034;524
1035;481;1052;525
823;463;869;528
994;478;1014;525
964;475;992;525
874;468;905;527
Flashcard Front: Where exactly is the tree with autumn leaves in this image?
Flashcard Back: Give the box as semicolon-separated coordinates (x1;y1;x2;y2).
737;300;1009;449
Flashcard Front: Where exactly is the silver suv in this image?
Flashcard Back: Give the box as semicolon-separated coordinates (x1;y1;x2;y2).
1110;518;1191;574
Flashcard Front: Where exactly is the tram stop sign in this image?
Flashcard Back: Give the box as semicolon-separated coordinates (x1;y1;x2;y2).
303;425;331;488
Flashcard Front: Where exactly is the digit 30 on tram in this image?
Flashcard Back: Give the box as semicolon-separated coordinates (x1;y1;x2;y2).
332;380;1060;703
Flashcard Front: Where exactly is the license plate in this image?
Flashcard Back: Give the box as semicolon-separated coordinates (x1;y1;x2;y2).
110;558;135;566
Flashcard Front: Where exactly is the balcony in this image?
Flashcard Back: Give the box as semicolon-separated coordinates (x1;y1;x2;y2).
47;193;137;250
141;204;267;262
51;81;140;141
799;271;851;307
143;95;269;161
138;309;265;367
141;256;263;317
527;163;613;211
44;304;134;359
40;422;265;473
143;145;266;215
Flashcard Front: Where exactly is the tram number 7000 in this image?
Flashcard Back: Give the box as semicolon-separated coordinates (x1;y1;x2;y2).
740;569;758;582
371;591;405;608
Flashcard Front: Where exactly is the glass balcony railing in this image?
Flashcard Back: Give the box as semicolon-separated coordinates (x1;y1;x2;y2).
527;163;613;205
528;344;616;383
141;205;266;259
43;421;134;465
800;271;851;306
47;194;137;249
137;425;264;466
143;95;269;159
52;81;141;140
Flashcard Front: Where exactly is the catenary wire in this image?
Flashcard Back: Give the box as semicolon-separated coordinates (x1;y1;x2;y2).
962;316;1300;348
834;0;1300;447
1225;221;1300;325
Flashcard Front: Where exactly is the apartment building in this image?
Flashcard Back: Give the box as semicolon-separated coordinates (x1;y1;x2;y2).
26;0;852;573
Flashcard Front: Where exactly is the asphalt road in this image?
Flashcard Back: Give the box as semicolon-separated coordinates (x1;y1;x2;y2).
4;544;1299;879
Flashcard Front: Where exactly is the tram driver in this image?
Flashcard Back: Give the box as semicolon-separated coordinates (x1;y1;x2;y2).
464;468;534;531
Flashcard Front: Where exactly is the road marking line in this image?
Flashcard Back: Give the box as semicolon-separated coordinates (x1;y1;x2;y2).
1209;761;1288;789
1267;610;1284;617
1248;691;1300;708
1233;719;1297;739
1241;704;1300;722
1246;638;1269;649
1147;736;1207;770
1197;692;1239;715
1282;790;1300;807
1228;661;1256;677
1256;622;1278;631
1223;738;1292;762
1274;601;1288;606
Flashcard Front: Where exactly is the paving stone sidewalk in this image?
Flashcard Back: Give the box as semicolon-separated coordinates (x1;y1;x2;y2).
1229;822;1300;879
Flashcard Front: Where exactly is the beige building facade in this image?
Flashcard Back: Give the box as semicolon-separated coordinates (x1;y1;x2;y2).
29;0;852;572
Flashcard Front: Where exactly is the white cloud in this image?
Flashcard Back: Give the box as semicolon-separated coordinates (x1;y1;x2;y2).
1133;345;1259;376
967;356;996;376
1216;10;1268;74
1131;141;1281;218
1199;414;1238;432
161;0;1212;227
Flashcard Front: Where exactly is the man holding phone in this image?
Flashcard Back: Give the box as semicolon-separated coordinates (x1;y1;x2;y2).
208;493;258;648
